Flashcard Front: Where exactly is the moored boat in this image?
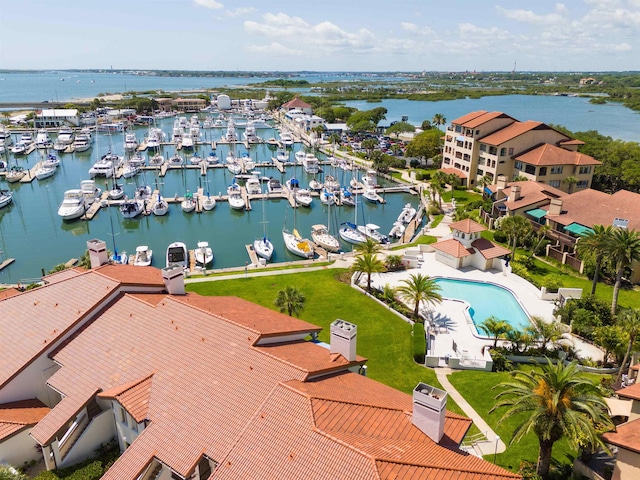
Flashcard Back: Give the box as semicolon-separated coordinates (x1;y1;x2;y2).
120;199;144;219
166;241;188;269
132;245;153;266
311;224;340;253
194;241;213;266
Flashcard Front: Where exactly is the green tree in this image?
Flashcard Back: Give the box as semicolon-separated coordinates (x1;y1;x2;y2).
499;215;532;258
274;286;306;317
594;325;625;364
48;263;69;275
420;119;434;131
385;121;415;139
405;130;443;163
562;175;578;194
431;113;447;130
0;466;27;480
615;308;640;386
528;316;563;355
607;228;640;314
361;138;378;158
351;252;386;291
478;316;513;349
575;225;613;295
354;237;382;255
395;273;443;320
491;360;613;479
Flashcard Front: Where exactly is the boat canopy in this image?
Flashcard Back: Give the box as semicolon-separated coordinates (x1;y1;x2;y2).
365;223;380;230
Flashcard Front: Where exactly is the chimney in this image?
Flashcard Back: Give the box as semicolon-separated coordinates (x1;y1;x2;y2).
330;319;357;362
548;198;563;216
496;175;508;190
162;265;185;295
508;185;521;202
412;382;448;443
87;239;108;269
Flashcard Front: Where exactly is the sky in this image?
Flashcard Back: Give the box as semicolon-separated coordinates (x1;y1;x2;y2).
1;0;639;72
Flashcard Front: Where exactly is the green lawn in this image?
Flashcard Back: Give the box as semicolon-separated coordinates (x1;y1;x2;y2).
390;235;437;250
442;189;483;204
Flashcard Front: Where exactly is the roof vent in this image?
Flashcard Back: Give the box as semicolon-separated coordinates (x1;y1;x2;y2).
412;382;448;443
330;319;357;362
86;238;108;269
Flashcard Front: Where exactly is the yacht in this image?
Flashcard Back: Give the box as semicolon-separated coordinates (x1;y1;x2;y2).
149;153;164;166
35;164;57;181
124;132;139;152
207;151;219;165
132;245;153;266
151;194;169;216
57;126;74;145
201;193;216;211
243;121;259;143
168;154;184;166
43;153;60;169
146;128;163;150
362;169;377;188
324;175;340;193
338;222;367;245
89;153;120;178
280;131;294;146
35;130;53;149
57;189;86;220
128;152;146;167
294;187;313;207
267;177;282;194
282;228;314;259
226;152;242;174
166;241;188;269
189;153;203;165
303;153;319;174
311;224;340;253
320;189;336;206
357;223;389;244
72;129;93;152
19;132;34;146
181;192;196;213
0;189;12;209
276;148;289;162
80;179;101;205
245;174;262;195
0;125;12;144
11;141;28;155
294;150;305;163
224;119;237;142
227;183;245;210
181;132;194;149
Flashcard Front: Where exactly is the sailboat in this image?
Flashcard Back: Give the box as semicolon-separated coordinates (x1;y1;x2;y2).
311;199;340;252
339;190;367;245
253;195;274;261
282;204;314;259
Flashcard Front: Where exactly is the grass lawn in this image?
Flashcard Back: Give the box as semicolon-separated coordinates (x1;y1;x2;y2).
186;268;473;423
448;369;579;473
442;189;483;205
390;235;437;250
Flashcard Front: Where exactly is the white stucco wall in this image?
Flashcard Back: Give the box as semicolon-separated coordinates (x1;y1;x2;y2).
0;429;41;468
58;410;115;468
0;356;61;406
435;251;459;269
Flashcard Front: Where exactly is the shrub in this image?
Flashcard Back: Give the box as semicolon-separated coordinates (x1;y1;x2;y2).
413;323;426;364
510;262;531;281
489;348;513;372
493;231;507;243
416;171;431;181
385;255;405;271
409;159;421;168
542;274;563;293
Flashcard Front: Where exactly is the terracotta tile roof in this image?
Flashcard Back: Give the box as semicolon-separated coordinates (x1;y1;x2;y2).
514;143;601;166
559;139;585;146
93;264;164;287
439;167;468;179
282;97;312;109
472;239;512;259
376;461;521;479
480;121;566;146
98;374;154;423
254;341;366;379
433;239;474;258
488;180;564;211
544;189;640;231
42;267;84;285
616;382;640;401
0;399;50;441
0;288;20;300
449;219;486;234
603;418;640;454
460;112;515;129
450;111;489;125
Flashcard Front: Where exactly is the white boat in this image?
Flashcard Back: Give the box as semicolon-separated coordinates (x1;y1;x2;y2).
181;132;194;149
189;153;202;165
283;227;314;259
57;126;74;145
243;122;259;143
226;152;242;174
166;241;188;269
181;192;196;213
10;142;28;155
295;188;313;207
277;148;289;162
303;153;319;174
397;203;417;224
72;131;93;152
280;131;294;146
267;177;282;194
124;132;139;152
149;153;164;166
53;140;68;152
357;223;389;244
339;222;367;245
128;152;146;167
294;150;305;163
5;166;25;183
168;154;184;166
241;153;255;172
111;249;129;265
0;189;13;209
88;157;115;178
309;177;323;192
362;169;377;188
194;241;213;266
201;193;216;211
224;119;237;142
146;129;162;150
35;165;57;181
362;188;379;203
203;116;214;129
35;130;53;149
152;195;169;216
134;185;152;201
43;153;60;169
19;132;34;146
0;125;12;143
108;183;125;200
213;118;225;128
246;174;262;195
227;183;245;210
80;179;101;205
120;199;144;219
340;187;355;207
122;162;139;179
324;175;340;192
320;189;336;206
207;151;219;165
253;195;274;261
388;221;406;239
133;245;153;266
311;224;340;253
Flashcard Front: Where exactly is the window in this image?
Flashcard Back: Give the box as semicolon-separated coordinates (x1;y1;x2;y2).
455;126;462;133
579;166;591;174
500;148;507;156
489;147;497;155
476;130;480;135
550;166;563;174
443;157;451;165
577;180;589;188
480;144;486;152
508;147;514;155
539;167;547;176
478;157;486;166
118;406;126;424
525;165;536;175
477;169;484;176
549;180;561;187
514;161;522;170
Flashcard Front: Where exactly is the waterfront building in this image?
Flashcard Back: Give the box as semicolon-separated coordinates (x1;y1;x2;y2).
442;110;599;192
0;239;520;480
35;109;80;128
154;97;174;113
174;97;206;112
281;97;313;114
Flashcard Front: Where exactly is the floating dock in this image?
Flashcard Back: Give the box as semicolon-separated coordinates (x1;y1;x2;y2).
20;161;44;183
0;258;15;272
245;244;259;266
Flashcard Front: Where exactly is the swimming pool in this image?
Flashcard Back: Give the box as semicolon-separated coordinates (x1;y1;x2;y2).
433;278;531;333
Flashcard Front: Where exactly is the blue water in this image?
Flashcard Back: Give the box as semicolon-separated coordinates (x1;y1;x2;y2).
434;278;531;333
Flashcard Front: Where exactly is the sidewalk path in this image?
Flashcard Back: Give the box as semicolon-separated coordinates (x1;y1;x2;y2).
435;368;506;456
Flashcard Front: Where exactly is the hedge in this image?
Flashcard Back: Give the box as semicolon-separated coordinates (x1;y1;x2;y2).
413;323;426;364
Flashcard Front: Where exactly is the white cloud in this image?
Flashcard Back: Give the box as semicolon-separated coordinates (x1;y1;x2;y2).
400;22;434;35
193;0;223;10
495;4;566;26
225;7;256;18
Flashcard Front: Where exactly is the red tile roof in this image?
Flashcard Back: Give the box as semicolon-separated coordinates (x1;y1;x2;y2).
439;167;467;179
0;288;20;300
460;112;515;129
0;399;50;441
616;382;640;401
98;374;154;423
514;143;601;166
281;97;312;109
480;121;566;146
603;418;640;454
487;180;564;211
450;111;489;125
472;239;512;259
433;239;474;258
449;219;486;234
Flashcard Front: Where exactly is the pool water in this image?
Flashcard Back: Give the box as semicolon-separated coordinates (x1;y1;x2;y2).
433;278;531;333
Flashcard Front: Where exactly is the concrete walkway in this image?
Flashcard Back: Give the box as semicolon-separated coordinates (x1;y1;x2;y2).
436;368;506;456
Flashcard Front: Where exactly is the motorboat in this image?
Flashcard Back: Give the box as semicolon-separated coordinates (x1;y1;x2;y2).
120;199;144;218
362;169;377;188
134;185;152;202
282;227;314;259
80;179;101;205
213;117;225;128
5;166;26;183
72;131;93;152
35;130;53;149
128;152;146;167
227;183;245;210
241;153;255;172
124;132;139;152
122;162;139;179
10;141;28;155
108;183;125;200
294;150;305;163
340;187;355;207
207;151;219;165
57;126;74;145
203;116;214;129
324;175;340;193
43;153;60;169
246;174;262;195
35;165;57;181
286;177;300;191
189;153;202;165
388;221;406;239
168;154;184;166
280;131;294;146
267;177;282;194
224;119;237;142
149;153;164;166
0;189;13;209
397;203;417;224
132;245;153;266
97;122;124;133
309;177;323;192
88;156;116;178
276;148;289;162
151;194;169;216
194;241;213;266
357;223;389;244
201;193;216;211
338;222;367;245
226;152;242;174
0;125;12;143
53;140;68;152
295;188;313;207
320;189;336;206
303;153;319;174
243;122;259;143
19;132;34;146
146;128;162;150
111;249;129;265
181;192;196;213
181;132;194;149
166;241;188;269
362;188;380;203
311;224;340;253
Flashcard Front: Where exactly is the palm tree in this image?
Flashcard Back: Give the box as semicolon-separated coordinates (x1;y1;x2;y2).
607;228;640;314
562;175;578;194
530;224;551;258
478;316;512;349
432;113;446;130
499;215;532;258
575;225;613;295
527;316;563;355
491;360;613;479
615;308;640;386
351;252;386;291
395;273;443;320
274;286;305;317
354;237;382;255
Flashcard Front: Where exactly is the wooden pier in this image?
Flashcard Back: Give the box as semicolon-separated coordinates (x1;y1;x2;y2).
272;158;285;174
0;258;15;272
137;142;147;152
283;186;298;208
195;188;204;213
240;186;252;211
20;161;43;183
245;244;259;266
81;192;108;221
64;258;78;268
